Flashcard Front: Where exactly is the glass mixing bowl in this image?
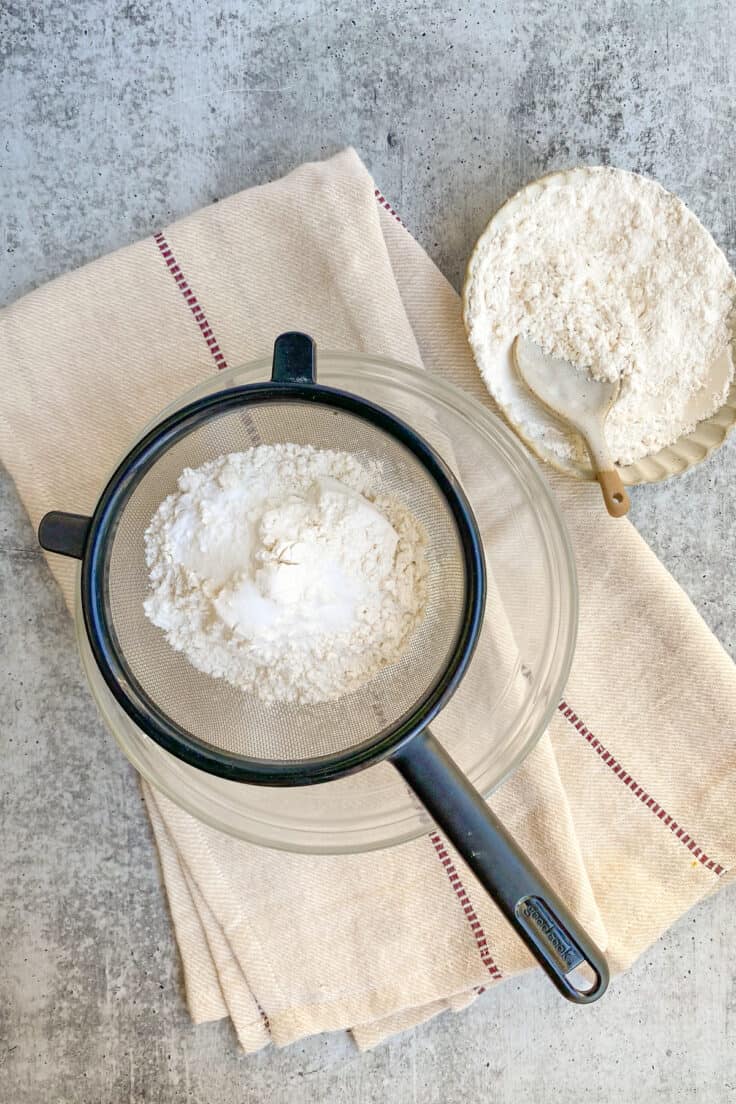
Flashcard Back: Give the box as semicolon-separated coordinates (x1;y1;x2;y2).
75;353;577;854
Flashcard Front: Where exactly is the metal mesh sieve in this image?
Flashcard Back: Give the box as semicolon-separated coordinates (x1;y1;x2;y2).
40;334;610;1004
62;332;485;784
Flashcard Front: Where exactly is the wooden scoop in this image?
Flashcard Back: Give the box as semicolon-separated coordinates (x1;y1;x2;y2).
513;337;630;518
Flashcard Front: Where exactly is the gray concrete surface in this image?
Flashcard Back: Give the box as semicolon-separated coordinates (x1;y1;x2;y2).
2;1;736;1101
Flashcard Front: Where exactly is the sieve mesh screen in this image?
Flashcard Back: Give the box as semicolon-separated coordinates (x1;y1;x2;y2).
105;398;467;762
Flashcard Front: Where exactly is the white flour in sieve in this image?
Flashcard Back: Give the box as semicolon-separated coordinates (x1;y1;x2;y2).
465;167;736;466
143;444;428;705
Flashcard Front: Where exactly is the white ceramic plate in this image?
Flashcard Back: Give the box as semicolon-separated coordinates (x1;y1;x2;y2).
463;168;736;486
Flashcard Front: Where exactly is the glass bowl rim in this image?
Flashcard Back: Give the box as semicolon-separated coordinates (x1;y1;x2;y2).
75;350;579;854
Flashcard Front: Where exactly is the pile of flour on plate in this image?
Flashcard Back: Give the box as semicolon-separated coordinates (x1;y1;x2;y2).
143;444;428;706
464;167;736;466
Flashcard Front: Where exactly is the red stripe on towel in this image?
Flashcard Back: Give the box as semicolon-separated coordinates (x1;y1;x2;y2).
374;188;403;224
429;832;502;981
558;702;726;876
153;231;228;370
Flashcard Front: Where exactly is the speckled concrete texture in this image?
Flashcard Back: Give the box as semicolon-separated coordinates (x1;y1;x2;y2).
2;2;735;1101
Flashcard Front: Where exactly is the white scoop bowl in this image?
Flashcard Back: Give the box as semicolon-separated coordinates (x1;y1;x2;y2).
513;338;630;518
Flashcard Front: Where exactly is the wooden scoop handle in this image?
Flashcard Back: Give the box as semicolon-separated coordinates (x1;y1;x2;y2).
597;469;630;518
583;423;630;518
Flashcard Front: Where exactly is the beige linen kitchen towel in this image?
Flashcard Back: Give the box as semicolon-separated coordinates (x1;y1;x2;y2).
1;149;735;1051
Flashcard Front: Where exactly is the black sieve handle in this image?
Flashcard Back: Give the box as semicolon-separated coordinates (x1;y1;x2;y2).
271;332;316;384
391;729;609;1003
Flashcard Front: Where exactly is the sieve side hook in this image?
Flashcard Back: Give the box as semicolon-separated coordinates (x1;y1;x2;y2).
38;511;92;559
271;332;316;384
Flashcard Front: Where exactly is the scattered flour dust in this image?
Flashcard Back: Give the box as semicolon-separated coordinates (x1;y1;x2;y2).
464;167;736;466
143;444;428;705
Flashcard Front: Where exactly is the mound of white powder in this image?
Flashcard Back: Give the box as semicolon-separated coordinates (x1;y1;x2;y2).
143;444;428;705
464;167;736;466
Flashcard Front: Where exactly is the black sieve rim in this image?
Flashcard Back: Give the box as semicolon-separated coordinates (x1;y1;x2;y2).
80;373;486;786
